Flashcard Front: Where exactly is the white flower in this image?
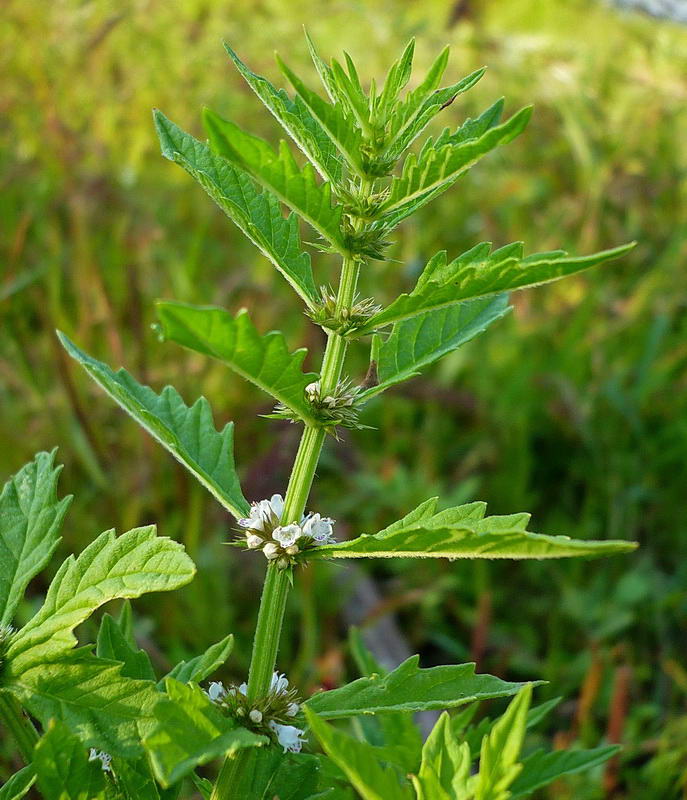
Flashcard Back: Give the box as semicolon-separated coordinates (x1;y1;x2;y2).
269;494;285;519
302;513;335;544
88;748;112;772
286;702;300;717
238;682;248;696
305;381;320;400
270;671;290;694
249;709;263;723
269;721;306;753
239;495;284;531
273;524;301;548
246;534;263;549
207;681;227;702
263;542;280;559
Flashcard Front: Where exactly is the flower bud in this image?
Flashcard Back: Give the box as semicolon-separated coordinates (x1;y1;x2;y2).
249;709;263;724
286;702;300;717
246;534;263;549
276;556;290;570
285;544;299;555
263;542;279;559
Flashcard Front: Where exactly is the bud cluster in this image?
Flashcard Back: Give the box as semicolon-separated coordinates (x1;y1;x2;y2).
306;286;382;337
206;672;306;753
238;494;335;568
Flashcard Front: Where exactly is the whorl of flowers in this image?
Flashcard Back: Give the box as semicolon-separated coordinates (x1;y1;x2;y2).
205;671;306;753
238;494;335;568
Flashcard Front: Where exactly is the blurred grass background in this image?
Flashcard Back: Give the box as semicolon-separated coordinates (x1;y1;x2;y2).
1;0;686;795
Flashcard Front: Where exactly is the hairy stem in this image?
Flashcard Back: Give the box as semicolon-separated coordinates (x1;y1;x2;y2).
0;691;39;764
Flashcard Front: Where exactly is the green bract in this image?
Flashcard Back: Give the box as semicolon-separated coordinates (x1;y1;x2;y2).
0;33;637;800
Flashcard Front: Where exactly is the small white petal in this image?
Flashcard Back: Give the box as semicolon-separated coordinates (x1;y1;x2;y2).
238;682;248;696
246;534;263;549
249;709;263;724
302;513;335;544
286;702;300;717
269;494;285;519
268;721;306;753
207;681;226;702
273;524;301;547
270;672;290;694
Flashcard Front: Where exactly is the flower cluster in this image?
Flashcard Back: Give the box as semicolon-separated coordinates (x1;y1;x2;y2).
205;672;306;753
306;285;382;336
238;494;335;568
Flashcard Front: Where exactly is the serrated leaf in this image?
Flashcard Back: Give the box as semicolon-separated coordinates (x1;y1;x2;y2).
33;720;108;800
143;679;266;786
156;301;319;425
311;497;636;561
97;613;156;682
164;634;233;685
0;766;35;800
379;104;532;228
509;745;620;798
204;109;345;250
277;55;365;175
359;296;511;400
304;708;412;800
474;685;532;800
154;110;317;305
305;656;530;718
363;242;635;332
412;713;471;800
58;332;249;519
0;451;72;627
7;526;195;672
376;39;415;119
225;44;342;184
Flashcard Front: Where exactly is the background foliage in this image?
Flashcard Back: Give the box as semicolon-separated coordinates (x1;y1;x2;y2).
1;0;686;796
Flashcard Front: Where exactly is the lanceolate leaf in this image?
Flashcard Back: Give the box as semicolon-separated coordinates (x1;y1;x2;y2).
379;104;532;228
0;766;35;800
143;680;266;786
310;499;637;561
6;526;195;672
510;746;620;798
224;44;342;184
0;451;71;626
164;634;234;685
359;295;511;400
304;708;413;800
33;720;107;800
204;109;345;250
156;301;319;425
154;110;317;305
362;242;635;332
412;713;471;800
58;332;249;519
305;656;530;718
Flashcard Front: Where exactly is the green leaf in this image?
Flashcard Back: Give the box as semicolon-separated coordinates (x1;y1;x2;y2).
111;757;164;800
225;44;343;184
7;526;195;672
376;39;415;120
305;656;531;718
278;55;365;175
412;713;471;800
142;679;266;786
154;110;317;305
360;295;511;400
156;301;319;425
164;634;234;685
204;109;345;251
474;685;532;800
363;242;635;332
379;104;532;228
304;708;413;800
9;655;161;758
0;451;72;626
311;498;636;561
0;766;35;800
97;613;156;682
58;332;249;519
509;745;620;798
33;720;108;800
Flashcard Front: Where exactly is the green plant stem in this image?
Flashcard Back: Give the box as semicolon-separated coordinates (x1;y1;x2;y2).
0;691;39;763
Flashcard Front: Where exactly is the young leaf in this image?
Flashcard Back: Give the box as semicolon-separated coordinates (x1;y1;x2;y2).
362;242;635;331
97;613;156;682
379;104;532;229
204;109;345;252
225;44;343;183
304;708;413;800
376;39;415;120
359;295;511;400
58;332;250;519
474;685;532;800
163;634;234;685
142;679;266;786
0;766;35;800
0;451;72;626
156;301;319;425
33;720;107;800
154;110;318;305
305;656;531;718
310;497;637;561
9;656;160;758
411;713;471;800
510;745;620;798
6;526;195;672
